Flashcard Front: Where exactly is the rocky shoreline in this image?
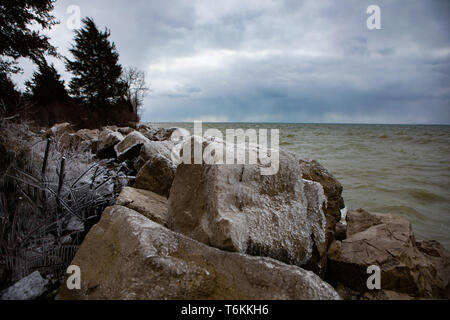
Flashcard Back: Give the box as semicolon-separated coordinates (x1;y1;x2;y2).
1;122;449;300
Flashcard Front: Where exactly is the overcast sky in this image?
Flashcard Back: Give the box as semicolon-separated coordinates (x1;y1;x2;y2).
12;0;450;124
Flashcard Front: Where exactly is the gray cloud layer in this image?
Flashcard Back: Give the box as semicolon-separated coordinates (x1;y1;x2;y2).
12;0;450;123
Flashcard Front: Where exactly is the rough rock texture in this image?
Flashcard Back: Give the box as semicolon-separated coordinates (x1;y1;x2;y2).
345;208;385;237
416;240;450;298
167;141;328;274
135;140;175;172
134;155;176;198
1;271;49;300
114;131;150;162
115;186;168;226
96;129;124;159
57;205;340;300
49;122;74;137
299;159;345;248
326;209;450;299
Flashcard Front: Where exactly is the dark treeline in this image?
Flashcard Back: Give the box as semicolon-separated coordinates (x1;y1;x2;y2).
0;0;148;129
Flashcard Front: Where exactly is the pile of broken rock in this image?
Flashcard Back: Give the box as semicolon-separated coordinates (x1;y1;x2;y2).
4;122;448;300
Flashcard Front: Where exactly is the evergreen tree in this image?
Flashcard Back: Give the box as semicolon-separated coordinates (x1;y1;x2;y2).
0;0;58;75
65;17;126;107
0;72;20;113
25;60;70;106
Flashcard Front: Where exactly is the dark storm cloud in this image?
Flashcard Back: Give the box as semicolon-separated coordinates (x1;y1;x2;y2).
12;0;450;123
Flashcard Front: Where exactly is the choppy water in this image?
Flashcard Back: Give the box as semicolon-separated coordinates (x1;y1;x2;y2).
154;122;450;248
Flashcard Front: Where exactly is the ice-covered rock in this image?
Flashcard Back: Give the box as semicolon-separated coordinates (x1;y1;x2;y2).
96;129;124;159
299;159;345;250
56;205;341;300
1;271;49;300
114;131;150;162
115;186;168;226
167;138;328;274
135;140;175;172
66;215;84;232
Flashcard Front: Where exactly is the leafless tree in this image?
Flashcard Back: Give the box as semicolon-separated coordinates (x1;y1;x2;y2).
121;67;149;115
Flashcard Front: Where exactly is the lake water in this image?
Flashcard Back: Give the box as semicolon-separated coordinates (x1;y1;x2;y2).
154;122;450;248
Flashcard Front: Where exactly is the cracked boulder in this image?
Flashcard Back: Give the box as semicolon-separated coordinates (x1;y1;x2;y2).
115;186;168;226
326;209;450;299
167;138;329;274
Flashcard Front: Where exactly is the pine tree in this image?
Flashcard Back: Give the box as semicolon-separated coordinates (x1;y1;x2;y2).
0;0;58;75
25;60;70;106
65;17;126;108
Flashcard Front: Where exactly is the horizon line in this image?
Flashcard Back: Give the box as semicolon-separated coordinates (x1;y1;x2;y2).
147;121;450;126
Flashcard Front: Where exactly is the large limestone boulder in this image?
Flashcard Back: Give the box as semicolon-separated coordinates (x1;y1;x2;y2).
326;209;450;299
57;205;340;300
96;129;124;159
134;155;176;198
115;186;168;226
114;131;150;162
167;138;328;274
299;159;345;246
